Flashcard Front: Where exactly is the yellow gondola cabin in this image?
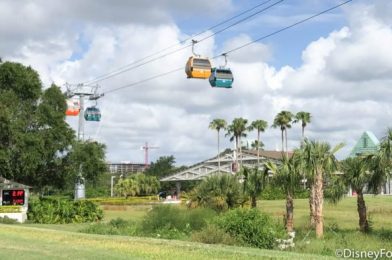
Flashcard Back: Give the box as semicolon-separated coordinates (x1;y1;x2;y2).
185;56;212;79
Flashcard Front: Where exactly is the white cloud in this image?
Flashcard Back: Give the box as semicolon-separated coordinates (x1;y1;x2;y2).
2;0;392;165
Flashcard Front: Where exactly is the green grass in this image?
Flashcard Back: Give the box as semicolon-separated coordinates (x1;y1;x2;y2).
102;204;151;222
6;196;392;259
259;195;392;230
0;225;331;259
259;195;392;256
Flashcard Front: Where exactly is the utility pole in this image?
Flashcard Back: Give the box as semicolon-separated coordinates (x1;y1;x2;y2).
141;142;159;170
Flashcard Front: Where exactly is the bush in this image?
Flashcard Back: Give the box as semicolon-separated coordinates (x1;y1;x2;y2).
214;208;285;249
188;174;246;212
81;218;138;236
191;224;236;245
0;216;19;224
28;198;103;224
261;185;309;200
141;205;216;238
87;196;158;205
115;174;160;198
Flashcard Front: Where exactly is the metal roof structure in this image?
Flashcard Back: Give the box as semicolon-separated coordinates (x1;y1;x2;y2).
349;131;379;157
161;149;291;182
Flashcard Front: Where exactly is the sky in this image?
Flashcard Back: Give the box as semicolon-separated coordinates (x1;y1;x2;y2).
1;0;392;166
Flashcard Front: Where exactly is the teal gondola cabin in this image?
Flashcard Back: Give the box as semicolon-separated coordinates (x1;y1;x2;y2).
209;68;234;88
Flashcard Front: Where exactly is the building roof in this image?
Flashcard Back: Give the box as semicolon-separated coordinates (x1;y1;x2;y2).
160;149;291;182
349;131;379;157
0;177;31;189
243;149;294;160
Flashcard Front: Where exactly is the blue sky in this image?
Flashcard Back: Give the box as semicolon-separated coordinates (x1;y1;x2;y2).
173;0;349;68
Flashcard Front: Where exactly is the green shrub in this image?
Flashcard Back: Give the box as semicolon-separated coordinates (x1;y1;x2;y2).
214;208;285;249
0;216;19;224
28;198;103;224
191;224;236;245
141;205;216;238
80;218;138;236
188;174;246;212
87;196;158;205
0;206;22;213
261;185;309;200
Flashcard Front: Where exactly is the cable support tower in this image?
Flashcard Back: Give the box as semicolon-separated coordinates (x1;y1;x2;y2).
65;83;104;140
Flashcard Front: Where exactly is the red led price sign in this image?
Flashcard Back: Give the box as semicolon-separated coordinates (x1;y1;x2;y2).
2;190;25;205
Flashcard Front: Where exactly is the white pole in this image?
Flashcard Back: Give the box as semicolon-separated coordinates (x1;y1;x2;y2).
111;176;116;197
78;94;85;141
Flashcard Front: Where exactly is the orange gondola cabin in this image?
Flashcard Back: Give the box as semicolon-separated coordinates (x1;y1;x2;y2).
65;98;80;116
185;56;212;79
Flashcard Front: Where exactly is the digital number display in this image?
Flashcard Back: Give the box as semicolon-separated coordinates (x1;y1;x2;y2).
2;190;25;205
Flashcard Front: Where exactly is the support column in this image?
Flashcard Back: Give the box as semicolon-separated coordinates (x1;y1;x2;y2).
176;182;181;200
78;94;85;141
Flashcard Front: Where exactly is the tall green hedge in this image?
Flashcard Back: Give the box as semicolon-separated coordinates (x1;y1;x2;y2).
28;198;103;224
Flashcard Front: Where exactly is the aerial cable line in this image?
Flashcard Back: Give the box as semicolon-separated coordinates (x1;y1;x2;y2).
83;0;275;85
84;0;284;86
103;0;353;95
104;67;184;94
222;0;353;56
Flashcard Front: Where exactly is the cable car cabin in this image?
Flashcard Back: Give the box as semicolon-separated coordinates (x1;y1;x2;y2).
65;98;80;116
209;68;234;88
84;107;101;122
185;56;212;79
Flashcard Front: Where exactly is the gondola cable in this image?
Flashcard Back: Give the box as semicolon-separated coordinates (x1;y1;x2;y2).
83;0;284;86
103;0;353;95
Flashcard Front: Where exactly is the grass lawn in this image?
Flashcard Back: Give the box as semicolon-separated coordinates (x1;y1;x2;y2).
6;195;392;259
0;225;332;259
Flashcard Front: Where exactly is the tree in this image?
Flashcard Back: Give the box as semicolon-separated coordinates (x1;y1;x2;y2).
0;62;75;191
209;119;227;172
341;157;371;232
368;128;392;194
67;140;107;186
226;118;248;169
292;111;312;223
242;167;267;208
189;174;245;212
298;139;343;238
115;173;160;198
134;173;160;196
272;111;294;155
251;140;264;150
293;111;311;142
145;156;176;178
115;178;139;198
265;154;302;232
248;120;268;165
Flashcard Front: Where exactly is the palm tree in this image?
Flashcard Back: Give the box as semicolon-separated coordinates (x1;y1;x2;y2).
209;119;227;173
272;111;294;155
242;167;267;208
292;111;312;222
341;157;371;232
226;118;248;170
298;139;344;238
189;174;244;211
265;153;302;232
251;140;264;150
249;120;268;165
293;111;311;142
369;128;392;194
